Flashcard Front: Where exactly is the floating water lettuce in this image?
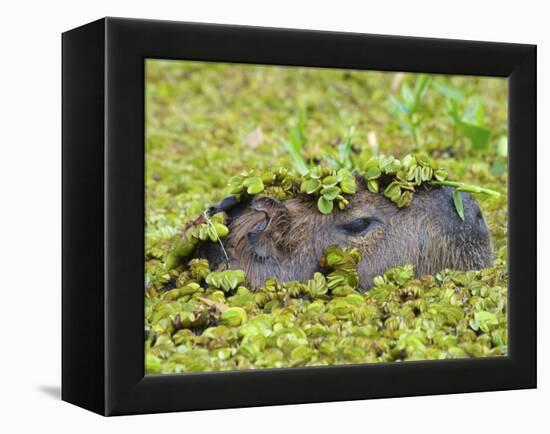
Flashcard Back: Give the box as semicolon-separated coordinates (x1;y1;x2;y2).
145;245;507;374
145;62;508;374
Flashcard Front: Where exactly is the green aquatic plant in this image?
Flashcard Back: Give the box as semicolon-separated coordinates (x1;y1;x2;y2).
431;179;501;221
390;74;432;148
164;152;500;271
225;152;499;219
144;62;508;374
358;152;500;220
321;245;362;292
227;167;300;200
284;107;310;176
205;270;246;292
145;245;508;374
300;167;357;214
160;152;501;282
165;213;229;271
359;152;447;207
435;81;492;153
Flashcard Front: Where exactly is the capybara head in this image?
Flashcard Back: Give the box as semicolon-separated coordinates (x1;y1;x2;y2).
197;183;493;291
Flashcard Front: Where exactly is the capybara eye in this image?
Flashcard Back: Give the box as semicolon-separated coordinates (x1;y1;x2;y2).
339;218;376;235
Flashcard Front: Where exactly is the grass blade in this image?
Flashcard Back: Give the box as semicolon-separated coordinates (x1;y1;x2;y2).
453;190;465;222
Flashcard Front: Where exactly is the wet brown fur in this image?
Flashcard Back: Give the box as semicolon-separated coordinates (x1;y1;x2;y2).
199;185;493;291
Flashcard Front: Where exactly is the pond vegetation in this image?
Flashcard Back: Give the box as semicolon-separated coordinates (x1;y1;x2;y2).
145;61;508;374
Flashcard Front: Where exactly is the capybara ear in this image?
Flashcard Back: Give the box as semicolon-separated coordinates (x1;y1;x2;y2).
206;195;241;216
246;196;291;259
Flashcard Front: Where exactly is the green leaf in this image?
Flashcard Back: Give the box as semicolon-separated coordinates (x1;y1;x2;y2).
206;224;219;242
243;176;264;195
373;275;385;287
421;166;432;182
317;196;334;214
306;272;328;297
175;238;197;257
145;354;162;374
407;165;417;181
380;156;401;174
338;124;355;168
261;172;277;184
453;190;465;222
414;166;423;185
227;270;245;290
383;182;401;201
390;95;409;116
321;186;340;200
446;99;461;121
284;141;309;176
434;168;447;181
206;270;245;291
460;122;491;151
221;307;248;326
227;176;244;194
322;175;338;187
432;180;500;197
464;98;485;126
179;282;201;295
402;154;415;169
340;176;356;194
433;82;464;100
367;179;379;193
213;222;229;238
413;74;431;102
165;251;180;271
401;83;414;106
396;191;413;208
309;166;323;179
491;160;507;175
416;152;431;167
283;108;310;175
473;311;499;333
497;136;508;157
300;178;321;194
365;165;381;179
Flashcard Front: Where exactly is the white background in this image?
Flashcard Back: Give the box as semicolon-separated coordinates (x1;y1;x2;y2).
0;0;545;432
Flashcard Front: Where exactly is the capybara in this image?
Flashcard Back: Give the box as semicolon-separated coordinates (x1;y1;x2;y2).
196;183;493;291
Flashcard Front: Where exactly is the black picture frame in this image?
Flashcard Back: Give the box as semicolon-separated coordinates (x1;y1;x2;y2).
62;17;536;416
